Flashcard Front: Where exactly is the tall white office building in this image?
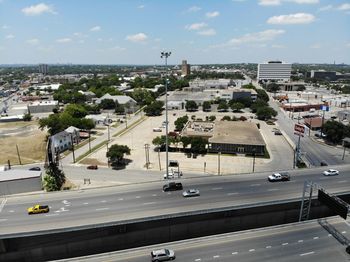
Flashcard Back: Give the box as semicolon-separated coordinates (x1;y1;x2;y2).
257;61;291;81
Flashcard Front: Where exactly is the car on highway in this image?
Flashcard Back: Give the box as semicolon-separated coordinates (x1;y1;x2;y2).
27;204;49;215
323;169;339;176
268;172;290;182
87;165;98;170
163;182;183;192
151;248;175;261
29;166;41;171
182;189;200;197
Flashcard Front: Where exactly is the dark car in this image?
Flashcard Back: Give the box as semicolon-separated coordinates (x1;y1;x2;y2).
87;165;98;170
29;167;41;171
320;160;328;166
163;182;183;192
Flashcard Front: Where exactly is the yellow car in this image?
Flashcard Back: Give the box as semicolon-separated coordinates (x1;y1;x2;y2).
27;205;50;215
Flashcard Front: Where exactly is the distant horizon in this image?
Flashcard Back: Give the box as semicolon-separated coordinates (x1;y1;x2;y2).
1;1;349;64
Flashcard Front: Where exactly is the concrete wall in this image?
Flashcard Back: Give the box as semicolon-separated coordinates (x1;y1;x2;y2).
0;176;42;195
0;195;348;262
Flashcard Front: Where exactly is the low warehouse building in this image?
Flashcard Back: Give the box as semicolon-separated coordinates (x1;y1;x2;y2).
208;121;266;155
0;169;42;195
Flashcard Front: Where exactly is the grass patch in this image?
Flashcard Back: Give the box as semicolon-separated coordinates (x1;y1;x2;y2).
62;137;97;157
76;140;108;163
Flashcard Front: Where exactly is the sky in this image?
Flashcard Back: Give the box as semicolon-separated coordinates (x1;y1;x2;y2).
0;0;350;65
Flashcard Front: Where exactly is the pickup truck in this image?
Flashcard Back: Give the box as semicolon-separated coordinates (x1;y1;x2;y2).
268;172;290;182
27;205;50;215
163;170;183;179
163;182;183;192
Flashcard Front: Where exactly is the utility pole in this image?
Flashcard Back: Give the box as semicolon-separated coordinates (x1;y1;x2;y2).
16;144;22;165
161;51;171;178
70;134;75;163
144;144;150;169
88;130;91;152
107;124;110;142
252;152;256;173
158;148;161;170
218;151;221;175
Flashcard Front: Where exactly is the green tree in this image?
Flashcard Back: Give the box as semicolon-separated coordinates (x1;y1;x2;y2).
144;101;164;116
152;135;166;148
99;99;116;110
115;101;125;114
250;99;268;113
221;115;232;121
131;88;155;106
43;164;66;192
185;100;198;112
230;102;244;112
266;83;280;93
256;89;269;102
106;144;131;166
23;113;32;121
208;115;216;122
256;106;277;120
180;136;192;150
174;115;189;131
218;100;229;112
202;101;211;112
79;118;95;130
65;104;88;118
323;121;348;144
190;137;208;154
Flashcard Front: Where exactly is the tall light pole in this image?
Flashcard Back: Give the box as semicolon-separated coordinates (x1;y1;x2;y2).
161;51;171;178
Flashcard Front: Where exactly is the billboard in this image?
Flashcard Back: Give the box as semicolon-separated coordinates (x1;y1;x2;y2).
294;123;305;137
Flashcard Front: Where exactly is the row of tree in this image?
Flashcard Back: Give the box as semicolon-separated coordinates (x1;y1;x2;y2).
152;135;208;154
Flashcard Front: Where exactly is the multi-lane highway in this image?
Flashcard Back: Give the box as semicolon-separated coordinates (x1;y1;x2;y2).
59;217;350;262
1;165;350;235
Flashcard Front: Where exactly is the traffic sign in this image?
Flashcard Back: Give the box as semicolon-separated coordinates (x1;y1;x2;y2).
321;105;329;111
294;123;305;137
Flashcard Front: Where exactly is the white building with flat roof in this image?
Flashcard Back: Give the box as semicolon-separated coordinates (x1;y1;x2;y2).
257;61;291;81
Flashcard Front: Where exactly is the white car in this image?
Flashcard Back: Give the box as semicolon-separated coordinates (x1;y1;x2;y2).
268;172;290;182
182;189;200;197
151;249;175;261
163;170;183;179
323;169;339;176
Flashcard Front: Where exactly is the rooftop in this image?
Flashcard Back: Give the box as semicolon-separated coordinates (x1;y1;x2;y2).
0;169;41;182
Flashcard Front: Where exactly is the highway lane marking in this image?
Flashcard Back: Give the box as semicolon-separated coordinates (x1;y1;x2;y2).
328;234;332;237
227;192;239;196
250;184;261;187
232;252;238;255
338;180;347;183
55;207;69;213
45;214;59;217
266;246;272;249
319;177;328;180
0;198;7;213
152;194;158;197
212;187;223;190
101;200;107;203
62;200;71;205
313;237;319;240
8;210;14;213
282;243;288;246
143;202;156;205
195;259;201;261
83;203;89;205
213;255;220;258
300;251;314;256
135;196;141;199
249;249;255;252
95;208;109;211
298;240;303;243
118;198;124;201
267;188;279;192
0;219;8;222
342;231;347;234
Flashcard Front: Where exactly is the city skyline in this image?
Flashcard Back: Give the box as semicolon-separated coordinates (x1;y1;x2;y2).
0;0;349;65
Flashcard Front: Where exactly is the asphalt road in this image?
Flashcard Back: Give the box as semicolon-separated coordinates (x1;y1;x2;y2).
1;165;350;235
59;217;350;262
269;98;345;167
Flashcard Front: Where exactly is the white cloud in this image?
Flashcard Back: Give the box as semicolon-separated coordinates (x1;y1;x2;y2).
338;3;350;11
198;28;216;36
206;11;220;18
228;29;285;44
56;38;72;43
185;22;207;31
137;5;145;9
259;0;281;6
90;26;101;32
267;13;315;24
318;5;333;12
186;6;201;12
259;0;319;5
5;34;14;39
26;38;39;45
111;46;126;51
97;38;103;42
22;3;56;16
2;25;9;30
232;0;247;2
125;33;148;42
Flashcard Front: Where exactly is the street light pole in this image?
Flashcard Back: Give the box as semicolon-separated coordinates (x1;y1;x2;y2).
161;51;171;178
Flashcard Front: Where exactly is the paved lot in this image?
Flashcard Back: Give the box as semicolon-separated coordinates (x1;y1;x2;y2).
83;109;294;176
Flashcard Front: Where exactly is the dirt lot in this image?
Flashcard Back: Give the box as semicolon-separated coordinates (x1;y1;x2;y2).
0;121;47;165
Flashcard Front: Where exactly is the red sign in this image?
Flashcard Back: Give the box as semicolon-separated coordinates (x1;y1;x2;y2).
294;123;305;137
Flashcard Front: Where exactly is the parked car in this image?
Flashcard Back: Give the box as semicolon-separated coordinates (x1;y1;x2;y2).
320;160;328;166
163;182;183;192
153;128;162;132
29;167;41;171
182;189;200;197
87;165;98;170
168;160;179;167
27;204;49;215
315;132;327;138
274;130;282;135
164;170;183;179
323;169;339;176
268;172;290;182
151;249;175;261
